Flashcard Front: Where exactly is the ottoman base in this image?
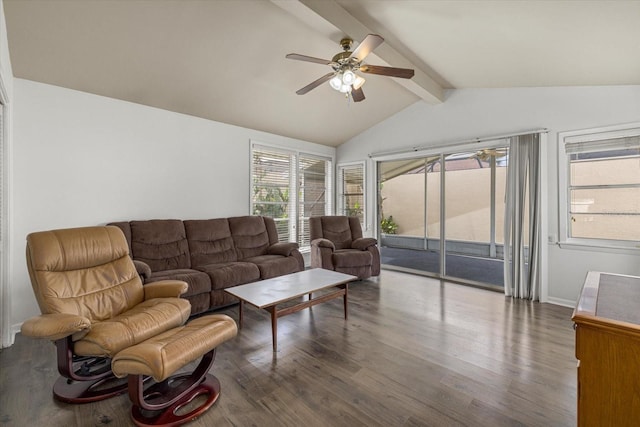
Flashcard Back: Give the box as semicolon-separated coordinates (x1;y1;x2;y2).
53;372;128;404
129;350;219;427
112;315;238;426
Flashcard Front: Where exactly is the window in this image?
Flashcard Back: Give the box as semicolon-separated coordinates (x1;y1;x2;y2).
559;124;640;249
251;143;332;250
337;162;365;224
298;153;332;248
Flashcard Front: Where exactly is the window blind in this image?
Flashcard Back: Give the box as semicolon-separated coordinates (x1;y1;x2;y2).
251;143;332;249
298;154;331;248
565;135;640;155
251;145;295;242
338;163;365;224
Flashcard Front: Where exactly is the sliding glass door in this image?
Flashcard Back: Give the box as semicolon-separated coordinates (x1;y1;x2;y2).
443;149;507;286
377;144;508;289
378;156;440;275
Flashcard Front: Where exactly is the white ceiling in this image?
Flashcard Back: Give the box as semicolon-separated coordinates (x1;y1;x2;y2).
4;0;640;147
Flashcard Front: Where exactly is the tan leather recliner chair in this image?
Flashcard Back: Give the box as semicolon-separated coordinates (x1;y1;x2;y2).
20;226;237;426
309;216;380;279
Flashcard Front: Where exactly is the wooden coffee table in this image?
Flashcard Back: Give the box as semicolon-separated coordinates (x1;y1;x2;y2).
224;268;357;351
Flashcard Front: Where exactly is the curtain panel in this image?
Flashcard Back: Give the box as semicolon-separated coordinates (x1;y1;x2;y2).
504;133;542;300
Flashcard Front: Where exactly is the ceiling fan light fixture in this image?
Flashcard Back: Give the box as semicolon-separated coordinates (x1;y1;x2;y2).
339;84;351;93
342;70;356;85
352;75;365;90
329;73;343;91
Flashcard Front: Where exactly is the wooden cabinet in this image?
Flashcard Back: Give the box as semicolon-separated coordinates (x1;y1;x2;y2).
572;271;640;427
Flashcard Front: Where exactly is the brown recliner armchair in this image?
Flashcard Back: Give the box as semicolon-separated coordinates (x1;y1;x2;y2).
309;216;380;279
21;226;237;426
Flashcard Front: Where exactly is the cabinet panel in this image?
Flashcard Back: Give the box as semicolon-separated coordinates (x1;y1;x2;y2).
572;272;640;427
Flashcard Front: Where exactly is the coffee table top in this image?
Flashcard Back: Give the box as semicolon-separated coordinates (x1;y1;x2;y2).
224;268;357;308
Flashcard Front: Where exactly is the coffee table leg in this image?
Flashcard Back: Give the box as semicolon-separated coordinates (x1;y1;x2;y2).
238;300;244;328
268;306;278;352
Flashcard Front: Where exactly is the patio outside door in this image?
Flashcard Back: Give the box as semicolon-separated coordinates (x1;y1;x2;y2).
442;149;507;287
378;156;441;276
377;145;509;289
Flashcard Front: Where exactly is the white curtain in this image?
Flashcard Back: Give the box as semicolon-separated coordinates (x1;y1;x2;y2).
504;133;541;300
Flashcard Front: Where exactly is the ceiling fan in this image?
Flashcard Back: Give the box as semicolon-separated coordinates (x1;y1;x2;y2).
286;34;415;103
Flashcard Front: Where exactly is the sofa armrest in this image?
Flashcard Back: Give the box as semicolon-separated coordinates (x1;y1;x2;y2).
267;242;300;257
21;313;91;341
133;260;152;282
352;237;378;250
311;238;335;251
144;280;188;300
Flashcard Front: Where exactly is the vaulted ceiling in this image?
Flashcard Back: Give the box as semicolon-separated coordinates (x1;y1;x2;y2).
4;0;640;146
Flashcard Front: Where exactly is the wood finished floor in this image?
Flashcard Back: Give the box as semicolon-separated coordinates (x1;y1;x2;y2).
0;270;577;426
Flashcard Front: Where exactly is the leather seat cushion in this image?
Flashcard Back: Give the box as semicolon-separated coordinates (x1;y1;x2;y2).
197;262;260;290
244;255;301;279
112;314;237;382
332;249;373;268
73;298;191;357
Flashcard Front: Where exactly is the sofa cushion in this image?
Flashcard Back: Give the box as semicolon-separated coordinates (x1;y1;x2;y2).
211;289;238;308
266;242;299;257
196;262;260;290
182;293;211;316
335;265;371;280
262;216;281;245
146;269;211;298
317;217;353;250
332;249;372;268
228;216;270;260
351;237;377;250
244;255;301;280
130;220;191;271
184;219;237;267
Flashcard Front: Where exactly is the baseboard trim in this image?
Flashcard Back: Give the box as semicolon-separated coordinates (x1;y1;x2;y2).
546;297;576;308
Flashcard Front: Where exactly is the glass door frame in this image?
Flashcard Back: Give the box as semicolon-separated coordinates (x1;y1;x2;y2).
374;139;509;290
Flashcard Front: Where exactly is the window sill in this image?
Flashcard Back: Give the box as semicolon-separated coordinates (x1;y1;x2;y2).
556;240;640;255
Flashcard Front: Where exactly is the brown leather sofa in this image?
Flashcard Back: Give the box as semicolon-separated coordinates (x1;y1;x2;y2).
310;216;380;280
109;216;304;316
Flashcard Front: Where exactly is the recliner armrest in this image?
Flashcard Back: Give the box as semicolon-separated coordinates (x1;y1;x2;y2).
311;238;335;251
267;242;299;257
351;237;378;250
133;260;152;282
21;313;91;341
144;280;189;300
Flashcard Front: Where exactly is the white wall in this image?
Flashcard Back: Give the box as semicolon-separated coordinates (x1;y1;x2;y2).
0;0;13;100
1;0;15;348
338;86;640;305
10;79;334;334
7;78;640;337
